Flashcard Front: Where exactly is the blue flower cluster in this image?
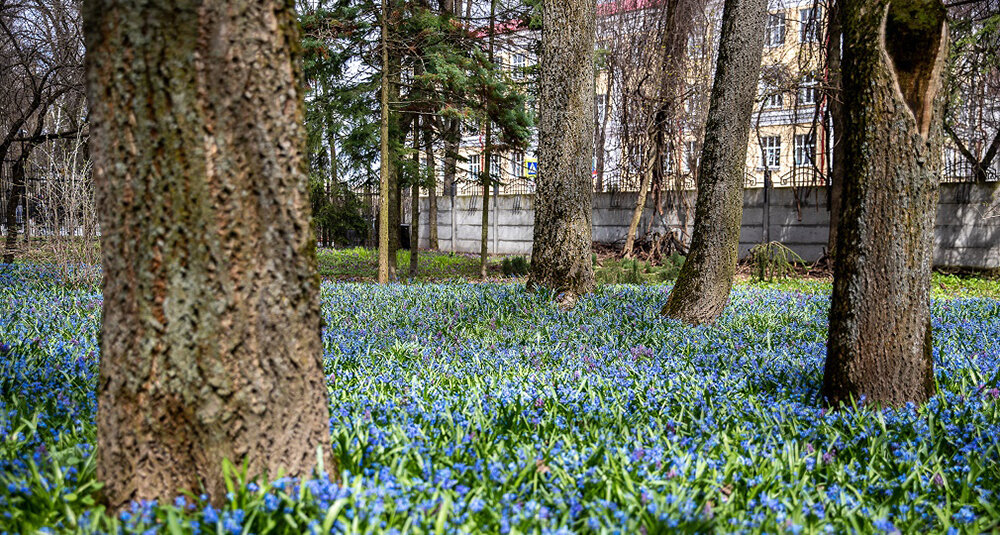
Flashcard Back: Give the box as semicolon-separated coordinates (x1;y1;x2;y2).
0;265;998;533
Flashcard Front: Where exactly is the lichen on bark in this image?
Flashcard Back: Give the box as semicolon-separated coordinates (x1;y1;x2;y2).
660;0;768;325
822;0;947;407
84;0;334;509
526;0;596;303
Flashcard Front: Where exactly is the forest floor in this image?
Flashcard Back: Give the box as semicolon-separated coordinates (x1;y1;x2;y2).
1;264;999;533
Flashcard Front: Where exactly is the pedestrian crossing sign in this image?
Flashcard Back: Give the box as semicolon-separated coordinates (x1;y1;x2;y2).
526;158;538;177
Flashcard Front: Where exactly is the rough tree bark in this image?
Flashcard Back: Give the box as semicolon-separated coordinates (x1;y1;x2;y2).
661;0;767;324
526;0;595;303
822;0;948;407
83;0;333;509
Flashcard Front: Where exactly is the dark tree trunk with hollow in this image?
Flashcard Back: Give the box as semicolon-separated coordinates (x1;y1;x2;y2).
661;0;767;324
84;0;333;509
526;0;595;303
822;0;947;408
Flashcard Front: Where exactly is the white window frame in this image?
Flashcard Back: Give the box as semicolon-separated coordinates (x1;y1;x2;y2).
760;136;781;169
596;94;607;123
798;74;818;105
794;134;815;167
761;84;783;109
512;53;526;79
682;140;699;174
511;152;525;177
765;13;785;47
468;154;481;179
800;8;820;43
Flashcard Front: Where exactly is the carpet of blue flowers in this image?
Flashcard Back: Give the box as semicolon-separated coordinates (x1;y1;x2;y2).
1;265;999;534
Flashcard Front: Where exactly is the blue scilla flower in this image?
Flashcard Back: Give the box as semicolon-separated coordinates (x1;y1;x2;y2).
264;493;280;512
953;506;975;524
202;505;219;524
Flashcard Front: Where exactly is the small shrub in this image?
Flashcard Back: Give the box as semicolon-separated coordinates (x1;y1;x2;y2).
501;256;530;277
748;241;804;282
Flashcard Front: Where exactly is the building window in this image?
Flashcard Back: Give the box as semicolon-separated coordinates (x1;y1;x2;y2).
687;33;705;58
800;8;820;43
662;143;675;174
798;74;818;105
683;140;699;173
512;53;526;79
761;135;781;169
794;134;815;167
490;155;501;178
765;13;785;47
761;83;783;108
511;152;525;177
468;154;481;179
596;95;607;123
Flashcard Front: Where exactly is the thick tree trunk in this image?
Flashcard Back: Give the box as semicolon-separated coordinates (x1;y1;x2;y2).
822;0;947;408
526;0;595;303
378;0;391;284
825;0;845;260
661;0;767;324
424;125;438;250
83;0;332;509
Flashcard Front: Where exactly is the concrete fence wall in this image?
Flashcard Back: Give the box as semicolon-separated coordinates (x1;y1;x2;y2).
412;182;1000;269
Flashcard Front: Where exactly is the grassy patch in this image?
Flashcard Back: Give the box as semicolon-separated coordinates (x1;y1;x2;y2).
315;247;504;281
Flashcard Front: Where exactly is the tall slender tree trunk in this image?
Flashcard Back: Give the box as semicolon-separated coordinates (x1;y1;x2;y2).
378;0;391;284
594;75;612;193
480;143;491;278
622;140;656;259
620;0;695;259
410;119;420;277
387;41;401;277
424;124;438;249
825;0;845;260
526;0;595;304
822;0;948;407
443;118;458;200
480;0;496;280
83;0;333;509
661;0;767;324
